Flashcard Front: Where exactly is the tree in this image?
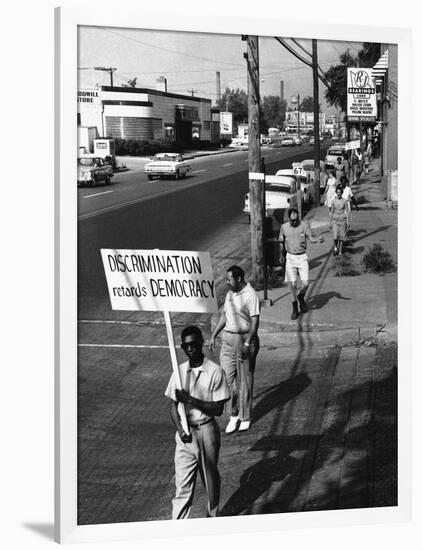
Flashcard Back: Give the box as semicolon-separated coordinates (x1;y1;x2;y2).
122;77;138;88
299;96;320;112
324;49;358;112
324;42;381;113
217;88;248;132
260;96;287;133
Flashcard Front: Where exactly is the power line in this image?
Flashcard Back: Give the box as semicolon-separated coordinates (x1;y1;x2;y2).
103;28;243;68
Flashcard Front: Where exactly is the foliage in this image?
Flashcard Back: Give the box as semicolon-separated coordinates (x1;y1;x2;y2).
260;96;287;133
217;88;248;132
114;138;160;156
299;96;320;112
324;43;382;113
362;243;395;274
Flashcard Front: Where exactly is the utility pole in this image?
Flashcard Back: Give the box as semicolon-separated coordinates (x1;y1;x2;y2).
243;35;264;286
312;40;321;206
297;92;300;137
94;66;117;87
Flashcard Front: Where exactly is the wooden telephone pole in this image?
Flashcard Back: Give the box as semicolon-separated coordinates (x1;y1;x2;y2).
244;35;264;285
312;40;321;206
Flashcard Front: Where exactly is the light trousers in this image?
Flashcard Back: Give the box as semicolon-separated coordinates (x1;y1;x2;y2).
220;331;259;421
172;420;221;519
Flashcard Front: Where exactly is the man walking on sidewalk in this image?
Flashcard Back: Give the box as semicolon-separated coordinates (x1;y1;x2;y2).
209;266;260;434
165;325;230;519
279;208;322;320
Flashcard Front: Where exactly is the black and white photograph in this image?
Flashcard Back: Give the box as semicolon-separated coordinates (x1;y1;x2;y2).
76;24;399;527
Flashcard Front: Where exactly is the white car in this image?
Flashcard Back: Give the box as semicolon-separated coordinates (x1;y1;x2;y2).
228;137;248;148
243;175;304;219
291;135;303;146
144;153;191;180
276;168;312;204
300;159;328;201
325;145;346;170
281;137;295;147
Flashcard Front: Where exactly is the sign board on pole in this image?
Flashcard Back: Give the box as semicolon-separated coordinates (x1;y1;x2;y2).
345;139;361;151
292;162;304;176
220;111;233;135
101;249;218;313
347;68;377;121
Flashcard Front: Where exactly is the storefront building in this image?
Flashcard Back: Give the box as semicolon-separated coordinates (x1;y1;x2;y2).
77;86;213;148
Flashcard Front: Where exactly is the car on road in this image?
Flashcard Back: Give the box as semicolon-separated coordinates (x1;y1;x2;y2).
281;137;295;147
228;137;248;148
243;175;303;220
276;168;312;204
144;153;191;181
300;159;328;201
325;144;346;169
291;135;303;146
77;156;114;187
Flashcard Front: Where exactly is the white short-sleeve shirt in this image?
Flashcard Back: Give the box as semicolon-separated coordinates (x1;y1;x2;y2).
165;358;230;423
223;282;260;334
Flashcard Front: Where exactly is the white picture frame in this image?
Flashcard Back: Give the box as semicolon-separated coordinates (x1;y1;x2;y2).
55;5;412;544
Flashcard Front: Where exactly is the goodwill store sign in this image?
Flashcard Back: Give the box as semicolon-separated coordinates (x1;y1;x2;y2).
101;249;217;313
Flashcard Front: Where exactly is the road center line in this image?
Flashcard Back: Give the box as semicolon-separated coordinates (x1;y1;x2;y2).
84;190;114;198
192;169;206;173
223;163;233;166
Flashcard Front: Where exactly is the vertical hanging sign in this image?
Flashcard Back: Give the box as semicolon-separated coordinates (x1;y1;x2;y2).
347;68;377;122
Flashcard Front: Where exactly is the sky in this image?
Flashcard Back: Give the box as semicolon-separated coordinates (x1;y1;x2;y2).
78;26;369;116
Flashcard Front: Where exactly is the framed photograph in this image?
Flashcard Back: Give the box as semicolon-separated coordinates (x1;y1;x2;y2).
55;5;412;544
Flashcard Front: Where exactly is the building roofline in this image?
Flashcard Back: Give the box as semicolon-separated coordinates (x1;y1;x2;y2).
100;86;211;104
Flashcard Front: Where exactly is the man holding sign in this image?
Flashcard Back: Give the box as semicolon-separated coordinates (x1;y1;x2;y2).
165;325;230;519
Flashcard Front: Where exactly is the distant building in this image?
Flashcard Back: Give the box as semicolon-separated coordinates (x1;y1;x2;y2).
77;86;213;147
284;111;326;133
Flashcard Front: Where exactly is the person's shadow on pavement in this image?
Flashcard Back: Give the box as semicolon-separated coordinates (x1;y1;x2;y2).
307;291;351;311
252;372;312;424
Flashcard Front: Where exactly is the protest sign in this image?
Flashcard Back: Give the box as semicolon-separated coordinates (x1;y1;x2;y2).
101;249;218;313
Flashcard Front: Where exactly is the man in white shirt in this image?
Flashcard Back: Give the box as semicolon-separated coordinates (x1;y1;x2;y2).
165;325;230;519
209;266;260;434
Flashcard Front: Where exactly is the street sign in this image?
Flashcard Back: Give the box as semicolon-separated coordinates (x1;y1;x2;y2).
292;162;304;176
347;68;377;120
101;249;218;313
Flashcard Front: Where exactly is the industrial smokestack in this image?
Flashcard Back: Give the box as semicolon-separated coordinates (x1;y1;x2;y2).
156;76;167;93
216;71;221;106
280;80;284;103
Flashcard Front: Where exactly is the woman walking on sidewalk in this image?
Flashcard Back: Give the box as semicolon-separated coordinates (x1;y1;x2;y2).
324;170;337;210
330;185;350;256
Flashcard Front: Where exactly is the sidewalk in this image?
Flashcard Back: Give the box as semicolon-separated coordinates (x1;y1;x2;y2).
258;157;397;344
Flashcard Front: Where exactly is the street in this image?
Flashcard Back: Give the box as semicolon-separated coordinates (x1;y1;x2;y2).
77;148;397;524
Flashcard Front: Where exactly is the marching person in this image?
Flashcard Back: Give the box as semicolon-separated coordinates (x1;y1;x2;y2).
279;208;322;320
324;169;337;211
209;266;260;434
165;325;230;519
334;156;346;183
341;176;359;212
330;185;350;256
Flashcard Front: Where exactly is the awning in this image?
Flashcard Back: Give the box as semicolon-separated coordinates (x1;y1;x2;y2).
373;50;388;85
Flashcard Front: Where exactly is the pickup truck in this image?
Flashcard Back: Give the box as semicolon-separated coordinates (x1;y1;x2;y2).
77;156;114;186
144;153;191;180
243;175;303;222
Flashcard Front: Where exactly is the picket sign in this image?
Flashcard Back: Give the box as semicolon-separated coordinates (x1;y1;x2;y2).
101;248;218;436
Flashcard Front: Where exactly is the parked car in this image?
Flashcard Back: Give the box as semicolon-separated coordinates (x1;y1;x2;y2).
77;156;114;186
276;168;312;204
243;175;303;221
325;144;346;170
281;137;295;147
291;135;303;146
300;159;328;201
144;153;191;180
228;137;248;148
